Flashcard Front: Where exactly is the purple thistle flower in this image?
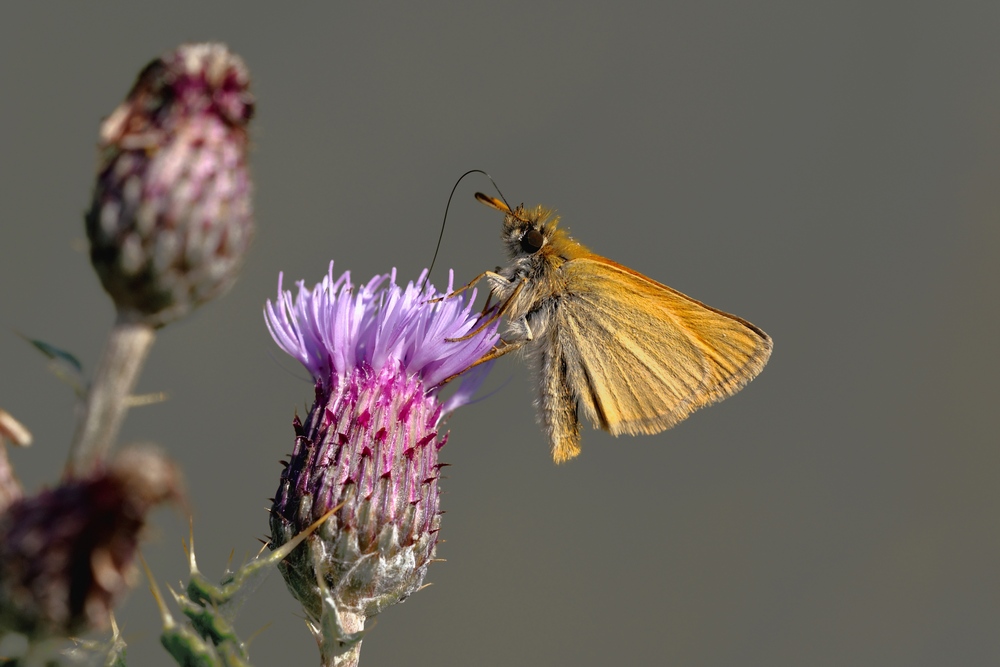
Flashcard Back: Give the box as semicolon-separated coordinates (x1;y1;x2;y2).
265;264;498;665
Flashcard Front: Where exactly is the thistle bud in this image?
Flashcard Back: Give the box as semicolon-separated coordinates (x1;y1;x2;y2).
86;43;254;328
265;265;498;665
0;448;182;639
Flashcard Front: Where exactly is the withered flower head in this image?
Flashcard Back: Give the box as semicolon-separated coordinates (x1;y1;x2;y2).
0;448;182;640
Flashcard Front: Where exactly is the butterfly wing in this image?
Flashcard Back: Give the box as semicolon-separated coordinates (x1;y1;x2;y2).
554;255;772;440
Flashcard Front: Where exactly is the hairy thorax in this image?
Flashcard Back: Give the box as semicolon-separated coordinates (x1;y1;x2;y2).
488;252;568;344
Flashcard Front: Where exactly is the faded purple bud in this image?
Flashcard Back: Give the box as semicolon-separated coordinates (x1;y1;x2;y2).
86;43;254;328
265;265;498;664
0;448;182;639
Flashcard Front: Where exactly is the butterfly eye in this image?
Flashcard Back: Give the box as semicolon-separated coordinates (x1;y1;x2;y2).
520;229;544;254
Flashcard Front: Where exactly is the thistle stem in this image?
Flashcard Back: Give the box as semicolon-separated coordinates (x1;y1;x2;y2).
65;317;156;477
321;611;365;667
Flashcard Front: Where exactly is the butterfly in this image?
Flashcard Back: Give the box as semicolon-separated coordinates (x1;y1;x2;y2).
454;193;772;463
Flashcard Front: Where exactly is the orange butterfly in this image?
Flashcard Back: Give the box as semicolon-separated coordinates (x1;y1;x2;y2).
457;193;772;463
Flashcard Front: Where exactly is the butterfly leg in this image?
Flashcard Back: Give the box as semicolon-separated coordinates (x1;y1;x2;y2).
445;279;525;343
426;270;498;303
504;296;558;344
432;338;527;387
505;315;534;341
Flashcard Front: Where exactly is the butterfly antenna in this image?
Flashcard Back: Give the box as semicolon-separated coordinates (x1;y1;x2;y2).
422;170;509;293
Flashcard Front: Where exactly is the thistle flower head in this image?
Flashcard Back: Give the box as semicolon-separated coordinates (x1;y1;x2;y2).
86;42;254;327
0;448;182;640
265;264;498;663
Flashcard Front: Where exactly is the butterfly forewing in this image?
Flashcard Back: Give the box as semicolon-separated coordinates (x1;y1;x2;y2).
556;256;772;437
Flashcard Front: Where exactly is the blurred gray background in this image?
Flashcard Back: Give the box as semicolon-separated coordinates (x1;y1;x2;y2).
1;3;998;666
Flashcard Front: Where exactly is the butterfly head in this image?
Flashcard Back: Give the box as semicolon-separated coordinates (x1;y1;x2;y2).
474;192;571;262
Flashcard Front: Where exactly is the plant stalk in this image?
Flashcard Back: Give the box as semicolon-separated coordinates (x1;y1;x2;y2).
65;317;156;477
321;611;365;667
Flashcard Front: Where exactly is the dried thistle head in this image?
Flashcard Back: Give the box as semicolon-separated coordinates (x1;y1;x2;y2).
0;448;182;640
